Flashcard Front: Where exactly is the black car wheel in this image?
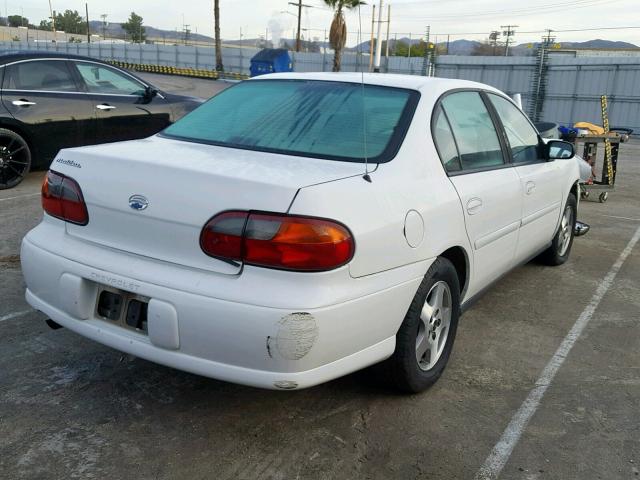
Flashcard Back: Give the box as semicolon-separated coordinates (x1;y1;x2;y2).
538;193;577;266
0;128;31;190
375;257;461;393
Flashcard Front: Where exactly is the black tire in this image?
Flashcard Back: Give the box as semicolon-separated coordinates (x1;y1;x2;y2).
0;128;31;190
377;257;461;393
538;193;577;266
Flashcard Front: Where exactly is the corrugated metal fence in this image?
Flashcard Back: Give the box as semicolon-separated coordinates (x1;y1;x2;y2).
1;41;638;133
435;55;640;134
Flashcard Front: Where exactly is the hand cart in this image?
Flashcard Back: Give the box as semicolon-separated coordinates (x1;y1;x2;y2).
574;134;621;203
574;96;632;203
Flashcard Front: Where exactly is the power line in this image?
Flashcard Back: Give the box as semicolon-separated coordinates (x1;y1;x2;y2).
397;0;622;20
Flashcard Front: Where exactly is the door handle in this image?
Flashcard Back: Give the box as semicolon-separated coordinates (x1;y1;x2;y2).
466;198;483;215
96;104;116;110
12;99;36;107
525;181;536;195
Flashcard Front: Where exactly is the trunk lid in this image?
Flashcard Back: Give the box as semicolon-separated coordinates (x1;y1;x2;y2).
56;135;364;275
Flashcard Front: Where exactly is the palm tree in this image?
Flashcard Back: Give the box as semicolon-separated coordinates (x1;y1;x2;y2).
214;0;223;71
324;0;365;72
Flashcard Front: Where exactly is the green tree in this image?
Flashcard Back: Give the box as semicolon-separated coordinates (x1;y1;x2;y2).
8;15;27;27
121;12;146;43
54;10;85;34
324;0;366;72
39;19;52;30
393;40;428;58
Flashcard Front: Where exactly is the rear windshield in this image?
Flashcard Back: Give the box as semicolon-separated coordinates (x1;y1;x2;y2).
161;79;419;163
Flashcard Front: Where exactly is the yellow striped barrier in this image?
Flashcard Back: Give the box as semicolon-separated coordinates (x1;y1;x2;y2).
107;60;248;81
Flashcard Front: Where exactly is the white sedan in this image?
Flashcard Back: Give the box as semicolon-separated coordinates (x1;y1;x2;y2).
21;73;580;392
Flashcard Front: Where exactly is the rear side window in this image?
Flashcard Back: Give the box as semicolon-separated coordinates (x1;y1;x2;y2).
441;91;504;171
432;106;461;172
75;63;146;95
162;80;419;163
3;60;77;92
488;93;541;163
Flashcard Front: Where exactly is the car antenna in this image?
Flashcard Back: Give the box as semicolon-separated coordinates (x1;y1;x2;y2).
358;3;372;183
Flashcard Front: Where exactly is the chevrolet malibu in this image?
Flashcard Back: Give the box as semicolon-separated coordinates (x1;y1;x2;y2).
21;73;580;392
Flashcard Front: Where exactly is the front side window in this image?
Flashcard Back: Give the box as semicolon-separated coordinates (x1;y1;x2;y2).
441;91;504;171
3;60;77;92
162;80;419;163
75;63;146;95
488;93;540;163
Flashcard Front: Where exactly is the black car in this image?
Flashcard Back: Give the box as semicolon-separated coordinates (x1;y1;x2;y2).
0;51;203;189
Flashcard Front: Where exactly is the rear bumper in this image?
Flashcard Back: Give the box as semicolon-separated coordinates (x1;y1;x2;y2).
21;224;427;390
25;288;395;390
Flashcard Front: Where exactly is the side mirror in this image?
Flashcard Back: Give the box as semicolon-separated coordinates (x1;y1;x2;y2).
545;140;575;160
144;85;158;100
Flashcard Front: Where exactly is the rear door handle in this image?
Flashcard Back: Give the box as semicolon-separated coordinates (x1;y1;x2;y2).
526;181;536;195
466;198;483;215
12;99;36;107
96;104;116;110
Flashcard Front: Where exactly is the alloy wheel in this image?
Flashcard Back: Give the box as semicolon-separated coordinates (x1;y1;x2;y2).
416;281;452;371
558;204;575;257
0;132;30;188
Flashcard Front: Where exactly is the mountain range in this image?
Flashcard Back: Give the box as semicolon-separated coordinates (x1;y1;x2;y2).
88;20;638;55
351;38;638;55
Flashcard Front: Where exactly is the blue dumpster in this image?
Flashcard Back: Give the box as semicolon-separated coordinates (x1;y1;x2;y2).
250;48;293;77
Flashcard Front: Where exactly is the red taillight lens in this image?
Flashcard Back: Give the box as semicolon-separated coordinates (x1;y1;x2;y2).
199;211;248;261
200;211;354;272
42;170;89;225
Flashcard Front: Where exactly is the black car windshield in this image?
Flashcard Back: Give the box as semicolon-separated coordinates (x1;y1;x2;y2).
161;79;419;163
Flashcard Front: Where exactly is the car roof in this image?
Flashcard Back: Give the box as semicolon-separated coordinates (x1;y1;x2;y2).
251;72;504;97
0;50;112;65
0;50;158;90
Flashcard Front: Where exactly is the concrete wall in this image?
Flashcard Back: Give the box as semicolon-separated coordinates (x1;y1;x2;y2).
1;41;638;133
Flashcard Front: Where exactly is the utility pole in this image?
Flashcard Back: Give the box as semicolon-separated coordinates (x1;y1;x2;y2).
85;3;90;43
501;25;518;56
100;14;108;40
421;25;431;76
214;0;223;71
183;25;191;45
368;4;375;71
48;1;56;34
542;28;555;47
289;1;312;52
489;30;501;55
384;3;391;69
373;0;384;72
295;0;302;52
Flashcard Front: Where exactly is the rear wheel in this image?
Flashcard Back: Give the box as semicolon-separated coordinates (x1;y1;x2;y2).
377;257;461;393
0;128;31;190
539;193;577;266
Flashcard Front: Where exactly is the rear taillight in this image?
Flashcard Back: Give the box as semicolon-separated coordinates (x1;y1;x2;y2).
200;211;354;272
42;170;89;225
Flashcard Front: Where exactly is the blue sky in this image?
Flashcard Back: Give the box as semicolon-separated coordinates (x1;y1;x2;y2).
9;0;640;45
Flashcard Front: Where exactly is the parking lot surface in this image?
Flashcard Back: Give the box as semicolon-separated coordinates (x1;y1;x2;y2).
1;75;639;480
136;72;231;100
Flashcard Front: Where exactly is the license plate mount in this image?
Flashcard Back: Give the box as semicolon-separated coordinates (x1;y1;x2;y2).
95;287;149;334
